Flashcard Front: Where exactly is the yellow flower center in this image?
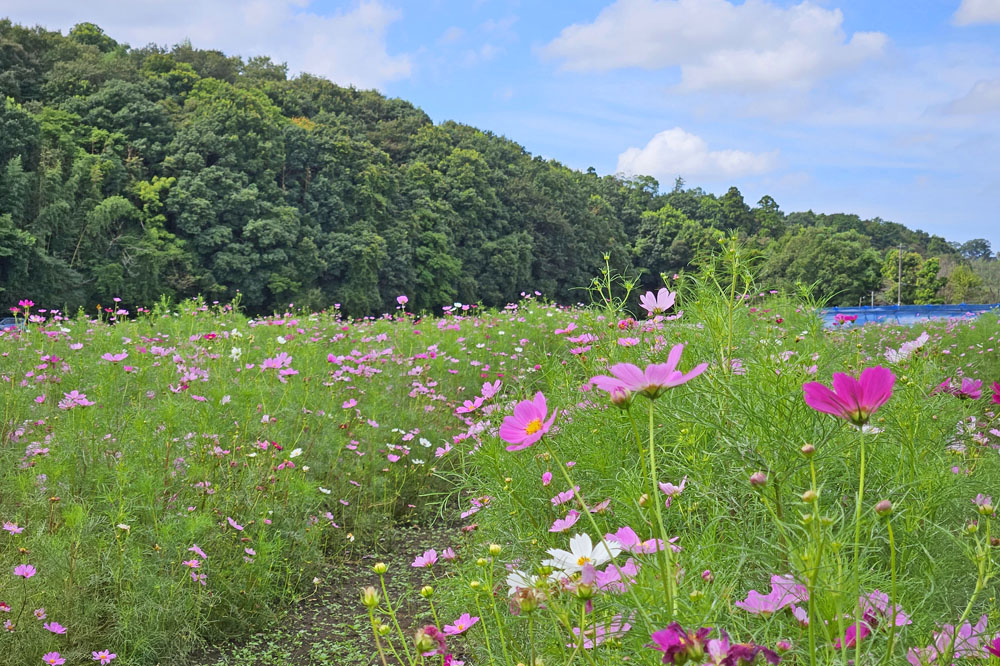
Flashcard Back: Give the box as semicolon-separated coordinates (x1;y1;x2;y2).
524;418;543;435
457;624;465;631
577;556;591;566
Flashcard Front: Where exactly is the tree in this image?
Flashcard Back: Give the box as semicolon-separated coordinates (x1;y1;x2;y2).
958;238;993;261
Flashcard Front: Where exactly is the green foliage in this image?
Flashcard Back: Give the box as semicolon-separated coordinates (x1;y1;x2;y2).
0;20;981;315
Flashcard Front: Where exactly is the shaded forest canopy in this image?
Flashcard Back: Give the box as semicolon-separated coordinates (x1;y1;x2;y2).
1;20;997;315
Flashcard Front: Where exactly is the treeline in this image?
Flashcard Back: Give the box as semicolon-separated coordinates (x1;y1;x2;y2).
0;20;996;315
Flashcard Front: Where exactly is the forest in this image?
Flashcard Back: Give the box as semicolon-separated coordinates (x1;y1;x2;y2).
1;20;997;315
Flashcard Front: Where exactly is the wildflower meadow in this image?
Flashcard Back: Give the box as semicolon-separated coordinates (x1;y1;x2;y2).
2;245;999;665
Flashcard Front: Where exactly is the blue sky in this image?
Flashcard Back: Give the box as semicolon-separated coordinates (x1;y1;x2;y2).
5;0;1000;249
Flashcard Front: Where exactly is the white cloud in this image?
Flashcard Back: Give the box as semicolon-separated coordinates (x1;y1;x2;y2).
540;0;887;92
2;0;411;89
617;127;779;180
953;0;1000;25
946;78;1000;114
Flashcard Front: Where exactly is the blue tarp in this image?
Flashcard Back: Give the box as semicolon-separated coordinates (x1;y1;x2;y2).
819;304;1000;327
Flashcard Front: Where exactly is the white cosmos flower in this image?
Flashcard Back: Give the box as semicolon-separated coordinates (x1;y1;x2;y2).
505;569;539;595
289;448;302;458
318;487;331;494
541;533;620;575
276;336;287;344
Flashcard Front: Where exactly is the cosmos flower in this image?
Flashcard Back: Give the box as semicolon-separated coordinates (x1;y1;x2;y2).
443;613;479;635
639;288;676;317
542;533;620;575
498;392;558;452
802;366;895;427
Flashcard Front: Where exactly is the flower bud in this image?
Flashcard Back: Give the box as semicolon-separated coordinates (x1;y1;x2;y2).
610;386;633;409
469;580;482;589
776;640;792;652
420;585;434;598
373;562;388;575
575;583;594;600
801;489;818;503
800;444;816;457
701;569;714;583
414;625;445;656
361;586;380;609
749;472;767;488
489;543;502;556
638;493;649;507
978;502;995;517
377;623;391;636
689;589;704;601
874;500;893;516
476;557;488;567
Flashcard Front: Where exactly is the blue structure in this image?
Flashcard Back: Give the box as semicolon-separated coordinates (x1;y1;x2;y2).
819;304;1000;327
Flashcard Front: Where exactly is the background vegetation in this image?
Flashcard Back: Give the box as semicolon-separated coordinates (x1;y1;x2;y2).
1;20;997;317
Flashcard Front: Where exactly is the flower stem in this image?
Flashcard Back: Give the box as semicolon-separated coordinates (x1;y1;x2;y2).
852;429;867;666
648;400;677;617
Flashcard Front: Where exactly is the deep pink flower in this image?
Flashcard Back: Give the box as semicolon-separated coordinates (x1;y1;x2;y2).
647;623;712;664
412;549;438;568
639;288;676;316
834;622;870;649
414;625;446;656
802;366;895;426
14;564;36;578
591;344;707;402
992;382;1000;405
833;313;858;325
498;392;557;452
986;635;1000;657
443;613;479;635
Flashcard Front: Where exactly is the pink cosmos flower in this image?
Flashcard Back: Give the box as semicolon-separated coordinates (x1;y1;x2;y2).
569;614;632;649
591;344;707;402
833;313;858;325
397;295;408;306
44;621;66;634
481;380;501;399
834;622;870;649
551;486;579;506
443;613;479;635
3;522;23;535
42;653;65;665
550;510;580;532
412;549;438;568
14;564;36;578
541;471;552;486
736;575;808;615
92;651;117;664
860;589;911;628
802;366;895;427
101;352;128;363
226;517;244;531
639;288;676;317
992;381;1000;405
498;392;557;452
0;602;9;612
441;547;457;561
188;544;208;559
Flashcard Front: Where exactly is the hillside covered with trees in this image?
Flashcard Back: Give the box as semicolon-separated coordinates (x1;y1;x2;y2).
1;20;996;314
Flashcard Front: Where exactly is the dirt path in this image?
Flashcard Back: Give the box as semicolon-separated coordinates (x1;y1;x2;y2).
192;524;454;666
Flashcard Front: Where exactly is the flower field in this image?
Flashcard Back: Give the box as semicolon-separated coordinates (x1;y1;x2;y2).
2;252;1000;666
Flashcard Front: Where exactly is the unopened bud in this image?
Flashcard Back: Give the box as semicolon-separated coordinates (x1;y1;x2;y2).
776;640;792;652
874;500;893;516
420;585;434;598
476;557;488;567
978;503;995;517
701;569;714;583
575;583;594;600
800;444;816;457
749;472;767;488
801;489;818;503
489;543;502;556
638;493;649;507
469;580;482;589
373;562;388;575
377;623;391;636
689;589;704;601
361;586;380;609
610;386;632;409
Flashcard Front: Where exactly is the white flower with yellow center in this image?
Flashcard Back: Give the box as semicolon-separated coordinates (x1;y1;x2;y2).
541;533;620;575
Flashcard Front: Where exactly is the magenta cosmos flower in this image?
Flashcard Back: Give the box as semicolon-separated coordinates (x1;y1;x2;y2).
42;653;65;666
802;366;895;427
498;392;557;451
591;343;708;402
639;288;676;316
